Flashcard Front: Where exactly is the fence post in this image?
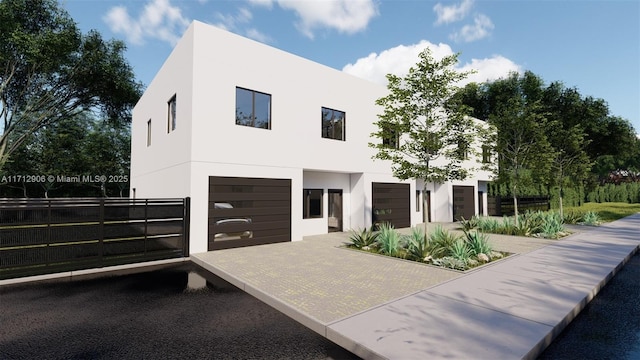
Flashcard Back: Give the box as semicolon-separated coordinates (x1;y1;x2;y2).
183;197;190;256
99;198;105;267
144;199;148;254
47;199;52;266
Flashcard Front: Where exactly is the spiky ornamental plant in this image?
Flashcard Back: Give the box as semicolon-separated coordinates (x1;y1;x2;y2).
370;48;495;232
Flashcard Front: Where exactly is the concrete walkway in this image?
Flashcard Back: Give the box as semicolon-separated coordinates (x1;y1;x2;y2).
191;215;640;359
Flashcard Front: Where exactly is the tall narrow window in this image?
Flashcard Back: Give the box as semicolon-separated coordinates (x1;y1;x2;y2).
167;94;176;132
236;87;271;129
382;125;400;149
482;145;492;163
416;190;421;212
146;119;152;147
458;139;469;160
321;107;345;141
303;189;323;219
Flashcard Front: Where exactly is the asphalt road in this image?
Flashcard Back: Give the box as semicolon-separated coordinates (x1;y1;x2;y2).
538;252;640;360
0;264;358;360
1;253;639;360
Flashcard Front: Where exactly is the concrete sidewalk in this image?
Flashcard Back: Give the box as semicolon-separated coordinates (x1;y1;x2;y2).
191;215;640;359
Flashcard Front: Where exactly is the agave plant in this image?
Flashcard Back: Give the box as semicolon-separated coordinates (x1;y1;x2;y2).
376;222;403;256
581;211;601;226
450;239;472;263
539;214;565;239
347;227;378;249
463;230;492;256
406;227;431;262
428;225;460;258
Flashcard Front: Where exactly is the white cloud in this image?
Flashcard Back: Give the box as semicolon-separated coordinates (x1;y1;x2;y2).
214;7;253;31
273;0;378;39
245;28;272;43
103;0;190;46
247;0;274;8
450;14;494;42
342;41;522;87
433;0;474;25
213;7;272;43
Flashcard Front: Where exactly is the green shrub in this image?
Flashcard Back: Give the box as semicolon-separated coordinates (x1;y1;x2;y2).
563;210;584;224
432;256;467;271
428;225;460;258
459;216;478;231
581;211;601;226
538;214;565;239
406;227;431;262
450;239;472;263
463;230;492;256
376;222;403;256
347;227;378;249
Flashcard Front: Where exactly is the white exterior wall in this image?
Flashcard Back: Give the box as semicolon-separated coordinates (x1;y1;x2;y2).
130;20;494;254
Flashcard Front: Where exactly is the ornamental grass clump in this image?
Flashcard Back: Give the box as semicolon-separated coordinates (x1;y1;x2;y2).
376;222;404;256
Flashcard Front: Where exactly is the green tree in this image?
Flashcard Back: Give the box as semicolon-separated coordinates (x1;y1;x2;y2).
0;0;142;171
487;72;553;224
370;48;492;228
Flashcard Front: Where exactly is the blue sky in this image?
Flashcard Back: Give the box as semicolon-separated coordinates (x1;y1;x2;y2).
63;0;640;132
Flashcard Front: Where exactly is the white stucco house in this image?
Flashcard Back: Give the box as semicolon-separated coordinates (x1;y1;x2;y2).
130;20;493;254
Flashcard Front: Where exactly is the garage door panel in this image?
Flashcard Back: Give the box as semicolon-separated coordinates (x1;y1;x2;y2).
208;234;291;250
209;176;291;251
210;177;289;187
209;200;290;210
453;185;475;221
372;182;410;229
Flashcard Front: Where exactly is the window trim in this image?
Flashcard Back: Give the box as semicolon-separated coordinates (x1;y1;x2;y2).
146;119;152;147
235;87;272;130
303;189;323;219
321;106;346;141
167;94;176;133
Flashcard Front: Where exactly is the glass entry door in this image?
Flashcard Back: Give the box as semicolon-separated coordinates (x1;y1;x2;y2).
328;189;343;232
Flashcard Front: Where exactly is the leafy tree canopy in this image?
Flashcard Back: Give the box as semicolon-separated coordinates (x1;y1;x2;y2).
0;0;143;170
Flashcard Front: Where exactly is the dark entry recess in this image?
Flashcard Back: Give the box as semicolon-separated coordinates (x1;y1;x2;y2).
453;185;475;221
372;182;410;229
208;176;291;250
328;189;343;232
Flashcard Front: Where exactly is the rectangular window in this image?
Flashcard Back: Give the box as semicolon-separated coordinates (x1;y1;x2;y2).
146;119;152;147
303;189;323;219
458;139;469;160
236;87;271;129
416;190;420;212
482;145;491;163
382;126;400;149
167;94;176;132
321;107;345;141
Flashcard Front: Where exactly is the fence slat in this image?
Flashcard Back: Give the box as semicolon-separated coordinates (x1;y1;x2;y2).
0;197;190;280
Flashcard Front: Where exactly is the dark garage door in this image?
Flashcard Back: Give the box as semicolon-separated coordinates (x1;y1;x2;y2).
453;185;475;221
208;176;291;251
372;182;410;229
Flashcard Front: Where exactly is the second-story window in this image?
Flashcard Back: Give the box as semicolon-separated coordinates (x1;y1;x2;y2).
167;94;176;132
236;87;271;129
321;107;345;141
147;119;152;147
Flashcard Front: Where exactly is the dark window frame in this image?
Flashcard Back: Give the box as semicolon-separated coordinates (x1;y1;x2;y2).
146;119;152;147
303;189;323;219
236;87;272;130
321;107;346;141
482;145;492;163
167;94;176;133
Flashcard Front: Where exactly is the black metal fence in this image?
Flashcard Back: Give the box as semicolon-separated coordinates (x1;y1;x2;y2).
0;197;190;280
487;196;550;217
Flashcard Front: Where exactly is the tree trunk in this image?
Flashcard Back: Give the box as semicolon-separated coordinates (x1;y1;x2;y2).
513;182;519;227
